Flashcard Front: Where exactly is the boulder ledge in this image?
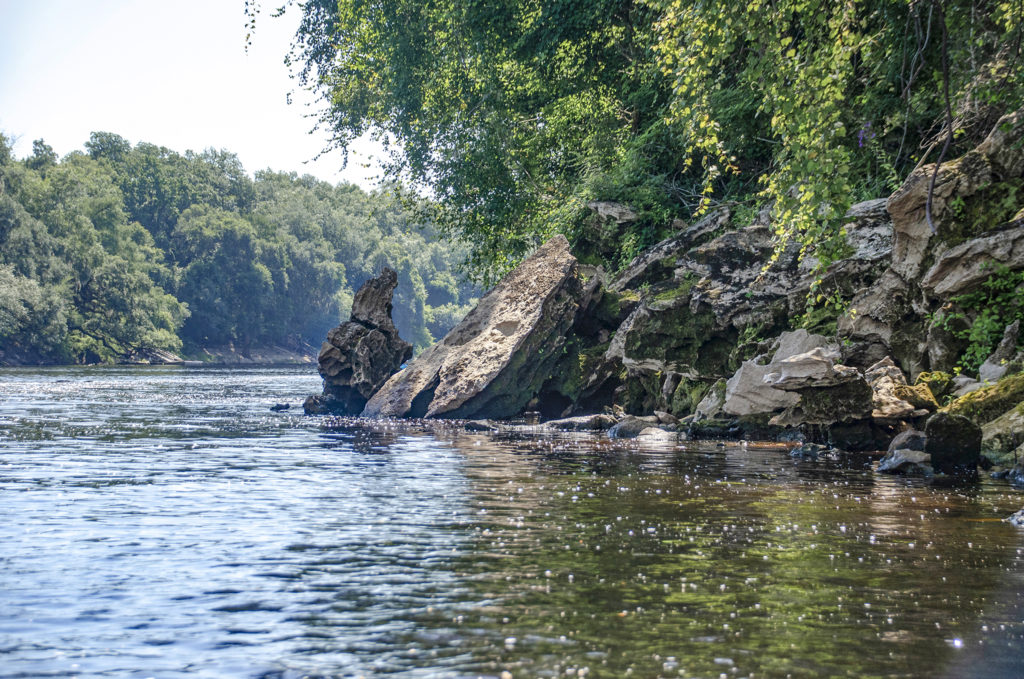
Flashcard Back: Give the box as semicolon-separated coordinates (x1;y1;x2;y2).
363;235;582;419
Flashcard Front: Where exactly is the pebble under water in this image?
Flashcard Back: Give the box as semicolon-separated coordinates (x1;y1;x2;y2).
1;365;1023;678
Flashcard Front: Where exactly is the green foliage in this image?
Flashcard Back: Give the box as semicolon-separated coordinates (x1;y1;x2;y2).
0;131;475;364
938;263;1024;373
287;0;1024;284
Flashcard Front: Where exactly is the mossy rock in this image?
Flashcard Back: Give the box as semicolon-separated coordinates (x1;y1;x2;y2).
796;379;874;424
942;178;1024;247
916;371;954;401
669;378;712;419
981;401;1024;466
894;382;939;411
614;369;665;414
943;372;1024;425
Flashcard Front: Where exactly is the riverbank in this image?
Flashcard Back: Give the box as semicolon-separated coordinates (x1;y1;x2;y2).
0;342;317;368
305;109;1024;486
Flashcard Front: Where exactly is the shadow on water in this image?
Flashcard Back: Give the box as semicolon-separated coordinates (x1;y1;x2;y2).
1;366;1022;677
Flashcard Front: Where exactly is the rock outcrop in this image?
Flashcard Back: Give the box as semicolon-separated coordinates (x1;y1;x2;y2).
362;235;583;419
842;108;1024;375
304;268;412;415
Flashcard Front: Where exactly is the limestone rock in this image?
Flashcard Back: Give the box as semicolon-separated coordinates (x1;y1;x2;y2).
865;357;922;420
722;330;833;417
1007;508;1024;526
981;401;1024;465
979;320;1021;383
887;108;1024;282
838;269;914;366
877;449;933;475
723;361;800;417
611;208;730;292
921;225;1024;298
763;347;854;390
924;412;982;475
307;267;412;415
362;236;582;419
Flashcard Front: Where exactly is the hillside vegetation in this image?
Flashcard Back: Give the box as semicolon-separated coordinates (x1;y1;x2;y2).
0;133;476;364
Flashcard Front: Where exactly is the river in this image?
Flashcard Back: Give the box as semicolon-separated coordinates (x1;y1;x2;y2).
1;365;1022;678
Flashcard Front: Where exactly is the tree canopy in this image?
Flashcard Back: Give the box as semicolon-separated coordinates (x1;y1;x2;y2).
284;0;1023;284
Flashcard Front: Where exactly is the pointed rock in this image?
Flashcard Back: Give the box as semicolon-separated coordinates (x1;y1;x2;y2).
363;235;582;419
306;267;412;415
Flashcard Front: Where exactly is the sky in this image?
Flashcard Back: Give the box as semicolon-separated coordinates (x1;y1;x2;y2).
0;0;384;188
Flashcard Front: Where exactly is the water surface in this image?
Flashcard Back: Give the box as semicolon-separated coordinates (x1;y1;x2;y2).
1;366;1022;678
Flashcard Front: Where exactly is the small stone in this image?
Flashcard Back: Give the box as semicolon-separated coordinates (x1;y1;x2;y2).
609;416;662;438
877;449;932;475
887;429;926;454
1007;509;1024;527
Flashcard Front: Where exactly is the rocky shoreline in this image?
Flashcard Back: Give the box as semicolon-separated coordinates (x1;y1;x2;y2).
0;343;318;368
304;109;1024;497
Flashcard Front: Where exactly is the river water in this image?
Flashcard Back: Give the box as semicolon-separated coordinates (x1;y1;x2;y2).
1;366;1023;678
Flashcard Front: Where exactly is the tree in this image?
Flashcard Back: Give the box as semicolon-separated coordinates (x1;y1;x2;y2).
285;0;1024;284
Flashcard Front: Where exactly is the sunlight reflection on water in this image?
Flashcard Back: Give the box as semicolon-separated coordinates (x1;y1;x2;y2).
0;366;1022;678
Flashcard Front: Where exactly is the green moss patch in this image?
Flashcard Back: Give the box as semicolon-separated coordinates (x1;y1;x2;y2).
943;372;1024;425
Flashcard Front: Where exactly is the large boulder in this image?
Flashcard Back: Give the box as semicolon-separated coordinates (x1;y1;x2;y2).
722;330;832;417
924;412;982;476
982;402;1024;465
305;267;412;415
362;235;583;419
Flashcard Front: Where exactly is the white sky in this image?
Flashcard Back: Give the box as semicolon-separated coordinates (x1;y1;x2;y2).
0;0;384;188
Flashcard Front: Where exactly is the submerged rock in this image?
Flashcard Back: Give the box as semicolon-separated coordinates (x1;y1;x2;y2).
887;429;926;454
543;413;618;431
609;415;662;438
363;236;582;419
305;267;413;415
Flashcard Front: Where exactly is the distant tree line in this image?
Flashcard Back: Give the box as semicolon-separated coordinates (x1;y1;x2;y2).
0;132;477;364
